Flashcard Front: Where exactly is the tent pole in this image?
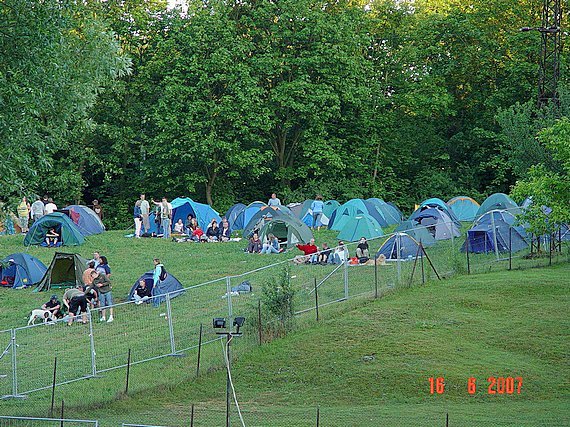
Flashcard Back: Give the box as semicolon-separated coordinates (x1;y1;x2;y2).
491;213;500;260
396;234;402;282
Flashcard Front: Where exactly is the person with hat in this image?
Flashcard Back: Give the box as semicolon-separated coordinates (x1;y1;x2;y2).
42;294;63;319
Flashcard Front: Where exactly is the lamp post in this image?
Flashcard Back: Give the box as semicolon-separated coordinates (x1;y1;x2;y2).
213;316;245;427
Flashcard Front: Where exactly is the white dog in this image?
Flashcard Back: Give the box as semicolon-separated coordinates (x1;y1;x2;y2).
27;309;56;326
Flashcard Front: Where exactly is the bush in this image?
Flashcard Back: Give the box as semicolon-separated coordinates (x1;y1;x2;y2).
260;265;295;339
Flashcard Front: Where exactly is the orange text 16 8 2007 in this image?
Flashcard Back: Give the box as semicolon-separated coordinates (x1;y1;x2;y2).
429;377;523;395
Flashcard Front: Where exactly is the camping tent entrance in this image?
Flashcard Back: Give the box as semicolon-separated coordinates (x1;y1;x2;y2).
35;253;88;291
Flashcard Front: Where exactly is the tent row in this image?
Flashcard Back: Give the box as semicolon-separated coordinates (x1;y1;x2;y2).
24;205;105;247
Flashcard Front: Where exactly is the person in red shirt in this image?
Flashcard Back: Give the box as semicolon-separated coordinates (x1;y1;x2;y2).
294;238;318;264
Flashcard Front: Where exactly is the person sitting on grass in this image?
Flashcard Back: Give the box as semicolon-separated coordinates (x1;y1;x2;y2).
42;295;63;319
294;238;318;264
218;219;231;242
261;234;280;254
356;237;370;259
132;279;152;305
45;228;59;247
331;241;349;264
247;233;262;253
206;220;219;242
191;226;205;242
317;243;332;264
173;218;185;234
184;214;195;235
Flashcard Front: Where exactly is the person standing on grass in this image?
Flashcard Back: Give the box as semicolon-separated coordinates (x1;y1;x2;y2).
45;198;57;214
140;194;150;233
154;197;172;239
31;196;45;222
133;200;143;238
153;258;166;287
96;255;111;279
92;200;103;221
17;196;30;233
310;195;324;231
91;270;113;323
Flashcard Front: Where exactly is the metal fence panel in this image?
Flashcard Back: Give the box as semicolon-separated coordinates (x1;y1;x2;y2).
0;329;13;397
14;318;92;394
0;416;97;427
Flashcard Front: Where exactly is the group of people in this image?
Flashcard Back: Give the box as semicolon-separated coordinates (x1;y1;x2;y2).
16;196;58;233
36;257;166;326
246;233;283;254
292;237;370;265
174;216;232;243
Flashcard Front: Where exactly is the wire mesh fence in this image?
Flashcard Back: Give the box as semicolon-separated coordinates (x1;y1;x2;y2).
1;219;568;408
0;416;98;427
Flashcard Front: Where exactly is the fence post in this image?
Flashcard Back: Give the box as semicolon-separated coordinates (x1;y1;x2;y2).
226;276;233;323
374;257;378;299
549;233;553;266
446;412;449;427
50;357;57;417
466;235;471;275
87;308;97;377
60;400;64;427
165;293;176;355
316;406;320;427
11;329;18;397
343;257;349;298
125;349;131;395
190;403;195;427
257;300;263;346
196;323;202;378
509;227;512;271
314;278;319;321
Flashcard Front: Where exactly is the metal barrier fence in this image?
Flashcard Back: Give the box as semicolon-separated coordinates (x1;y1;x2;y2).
1;218;568;401
0;416;98;427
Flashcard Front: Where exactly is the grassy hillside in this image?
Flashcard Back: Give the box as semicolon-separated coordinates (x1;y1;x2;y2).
2;263;566;426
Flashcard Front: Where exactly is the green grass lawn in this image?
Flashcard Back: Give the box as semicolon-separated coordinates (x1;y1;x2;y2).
0;231;568;426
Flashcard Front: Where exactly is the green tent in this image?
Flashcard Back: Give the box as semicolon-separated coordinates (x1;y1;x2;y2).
35;252;89;291
476;193;521;217
258;217;314;248
337;214;384;242
24;212;85;246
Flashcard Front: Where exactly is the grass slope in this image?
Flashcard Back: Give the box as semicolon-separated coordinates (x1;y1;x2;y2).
64;264;570;426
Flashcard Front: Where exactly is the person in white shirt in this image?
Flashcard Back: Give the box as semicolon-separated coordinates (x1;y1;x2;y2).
30;196;45;221
44;198;57;214
140;194;150;233
267;193;281;206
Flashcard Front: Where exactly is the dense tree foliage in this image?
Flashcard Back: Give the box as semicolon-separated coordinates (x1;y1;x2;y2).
1;0;567;225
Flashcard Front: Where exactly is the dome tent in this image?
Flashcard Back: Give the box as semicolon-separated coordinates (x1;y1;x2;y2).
476;193;521;217
366;198;402;226
35;252;89;291
328;199;388;230
258;217;314;249
243;206;296;238
0;253;47;288
395;221;436;246
24;212;85;247
447;196;480;222
128;271;184;307
225;203;246;230
337;214;384;242
409;208;461;240
63;205;105;236
232;201;267;231
376;233;422;261
462;210;529;255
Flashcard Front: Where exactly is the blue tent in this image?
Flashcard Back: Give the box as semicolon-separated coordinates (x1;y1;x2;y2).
64;205;105;236
337;214;383;242
24;213;85;246
232;201;267;231
415;198;460;225
409;208;461;240
447;197;480;222
225;203;246;230
366;198;402;226
0;253;47;288
463;210;528;254
148;197;221;234
395;221;436;246
376;233;422;261
477;193;521;216
328;199;388;230
128;271;184;307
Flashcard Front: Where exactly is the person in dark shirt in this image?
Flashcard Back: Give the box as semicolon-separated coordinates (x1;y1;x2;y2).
42;295;63;319
317;243;332;265
132;279;152;305
356;237;370;259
